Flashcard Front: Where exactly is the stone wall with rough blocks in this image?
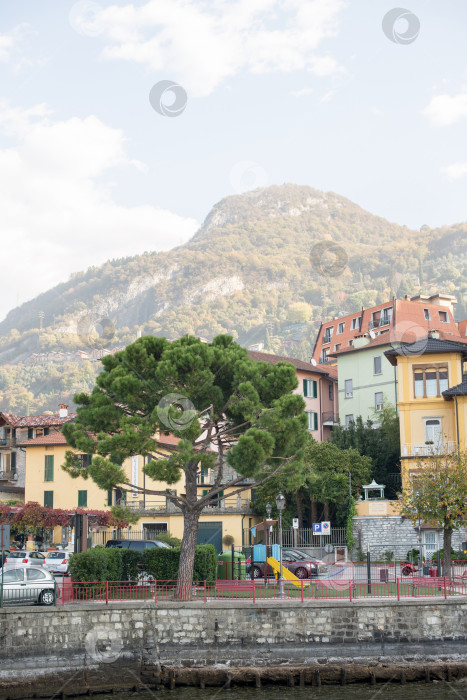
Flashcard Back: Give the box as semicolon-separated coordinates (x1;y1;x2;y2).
353;515;466;559
2;599;467;695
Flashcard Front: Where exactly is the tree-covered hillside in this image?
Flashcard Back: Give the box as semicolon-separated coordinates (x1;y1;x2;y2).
1;184;466;414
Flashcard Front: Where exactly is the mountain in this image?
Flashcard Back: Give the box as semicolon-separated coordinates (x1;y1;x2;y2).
1;184;466;414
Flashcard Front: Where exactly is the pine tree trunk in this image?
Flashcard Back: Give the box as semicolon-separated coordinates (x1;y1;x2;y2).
443;527;452;577
323;502;329;520
177;508;201;599
311;500;318;526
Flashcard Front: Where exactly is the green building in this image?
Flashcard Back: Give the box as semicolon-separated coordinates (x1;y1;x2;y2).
330;336;397;426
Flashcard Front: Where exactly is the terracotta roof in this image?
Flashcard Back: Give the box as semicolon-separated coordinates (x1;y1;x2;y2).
316;363;338;380
17;432;69;447
248;350;329;375
0;412;76;428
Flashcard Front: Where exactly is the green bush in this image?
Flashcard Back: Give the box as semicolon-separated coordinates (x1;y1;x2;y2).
152;531;181;547
69;548;140;583
406;548;421;561
141;544;217;581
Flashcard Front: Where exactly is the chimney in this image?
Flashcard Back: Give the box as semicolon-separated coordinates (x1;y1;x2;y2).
428;329;439;340
59;404;69;418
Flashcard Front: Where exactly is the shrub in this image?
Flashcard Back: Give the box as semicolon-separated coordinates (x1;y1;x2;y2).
406;548;421;561
141;544;217;581
69;548;141;583
152;531;181;547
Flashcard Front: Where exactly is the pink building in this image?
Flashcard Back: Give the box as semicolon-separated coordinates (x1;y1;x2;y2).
248;351;338;441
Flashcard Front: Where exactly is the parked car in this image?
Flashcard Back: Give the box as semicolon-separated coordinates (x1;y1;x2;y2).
246;550;324;579
4;551;47;567
283;549;328;574
105;539;171;552
0;550;9;566
0;565;56;605
44;551;70;575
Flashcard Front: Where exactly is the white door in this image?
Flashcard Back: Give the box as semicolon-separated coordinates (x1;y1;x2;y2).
425;419;442;452
422;531;438;561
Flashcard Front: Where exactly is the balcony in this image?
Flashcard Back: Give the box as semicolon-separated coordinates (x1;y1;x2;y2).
0;437;16;449
402;442;457;457
125;495;255;514
369;316;392;331
0;470;18;482
322;411;339;425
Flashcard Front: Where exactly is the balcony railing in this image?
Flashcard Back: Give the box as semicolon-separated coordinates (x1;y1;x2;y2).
322;411;339;425
126;496;254;514
369;317;392;331
0;470;18;482
0;437;15;449
402;442;457;457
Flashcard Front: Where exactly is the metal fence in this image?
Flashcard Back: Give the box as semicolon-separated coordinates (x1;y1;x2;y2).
35;575;467;606
243;527;347;547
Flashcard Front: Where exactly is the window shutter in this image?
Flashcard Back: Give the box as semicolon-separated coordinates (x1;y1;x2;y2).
314;412;318;431
10;452;16;471
78;490;87;508
44;491;53;508
28;428;33;440
313;380;317;398
44;455;54;482
303;379;308;397
107;490;113;506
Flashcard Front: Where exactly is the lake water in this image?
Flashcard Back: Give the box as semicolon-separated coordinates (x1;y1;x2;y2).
67;683;467;700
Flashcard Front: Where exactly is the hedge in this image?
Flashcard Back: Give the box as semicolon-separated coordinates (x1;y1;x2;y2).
69;548;141;583
141;544;217;581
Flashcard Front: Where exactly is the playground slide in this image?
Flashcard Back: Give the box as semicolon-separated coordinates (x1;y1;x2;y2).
266;557;310;587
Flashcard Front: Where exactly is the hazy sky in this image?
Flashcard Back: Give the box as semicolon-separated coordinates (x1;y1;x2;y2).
1;0;466;321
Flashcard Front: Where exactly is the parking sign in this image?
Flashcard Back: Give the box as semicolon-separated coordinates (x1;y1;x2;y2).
313;523;322;534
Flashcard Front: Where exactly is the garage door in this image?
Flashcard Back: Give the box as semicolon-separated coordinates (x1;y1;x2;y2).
197;522;222;554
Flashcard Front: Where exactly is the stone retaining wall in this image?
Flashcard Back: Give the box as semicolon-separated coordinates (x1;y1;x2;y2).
2;599;467;696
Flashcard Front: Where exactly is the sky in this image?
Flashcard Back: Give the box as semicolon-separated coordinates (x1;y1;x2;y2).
0;0;467;322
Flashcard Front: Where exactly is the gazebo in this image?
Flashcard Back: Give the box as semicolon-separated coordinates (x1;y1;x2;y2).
361;479;385;501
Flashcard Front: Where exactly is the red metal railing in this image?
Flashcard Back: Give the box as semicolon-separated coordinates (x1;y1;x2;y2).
58;576;467;605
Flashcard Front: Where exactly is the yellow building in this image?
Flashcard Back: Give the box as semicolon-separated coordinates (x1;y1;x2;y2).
384;336;467;488
20;432;259;551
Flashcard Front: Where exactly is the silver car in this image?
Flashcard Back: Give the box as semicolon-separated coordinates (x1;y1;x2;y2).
0;566;56;605
4;551;47;567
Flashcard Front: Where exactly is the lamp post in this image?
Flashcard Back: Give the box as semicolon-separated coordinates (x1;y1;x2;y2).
276;492;285;598
265;502;272;560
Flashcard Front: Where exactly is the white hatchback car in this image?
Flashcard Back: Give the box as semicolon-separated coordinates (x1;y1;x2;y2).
44;551;70;575
4;551;47;567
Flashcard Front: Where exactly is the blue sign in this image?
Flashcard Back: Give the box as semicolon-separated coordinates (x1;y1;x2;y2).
312;523;322;534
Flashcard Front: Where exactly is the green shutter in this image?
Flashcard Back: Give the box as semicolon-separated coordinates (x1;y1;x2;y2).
44;455;54;482
10;452;16;472
107;489;113;506
28;428;33;440
78;490;87;508
303;379;308;397
313;380;317;398
44;491;53;508
314;412;318;431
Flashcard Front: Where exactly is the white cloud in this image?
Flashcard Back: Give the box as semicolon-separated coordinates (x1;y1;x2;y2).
423;91;467;126
440;162;467;180
0;33;15;62
71;0;345;97
0;104;199;321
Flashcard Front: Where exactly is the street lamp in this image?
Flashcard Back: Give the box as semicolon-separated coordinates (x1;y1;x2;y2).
266;502;272;519
276;492;286;597
265;502;272;561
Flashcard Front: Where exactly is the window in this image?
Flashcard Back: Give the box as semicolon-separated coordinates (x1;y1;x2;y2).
78;490;87;508
351;317;360;331
348;340;353;347
3;569;24;584
345;379;353;398
306;411;319;431
320;349;329;363
374;356;382;375
27;428;33;440
329;385;334;400
303;379;317;398
380;308;393;326
438;310;448;323
337;322;345;334
44;491;53;508
345;414;354;428
375;392;383;411
413;367;448;398
323;327;333;344
334;343;341;352
79;454;92;468
424;308;430;321
44;455;54;482
26;568;47;581
425;419;441;446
